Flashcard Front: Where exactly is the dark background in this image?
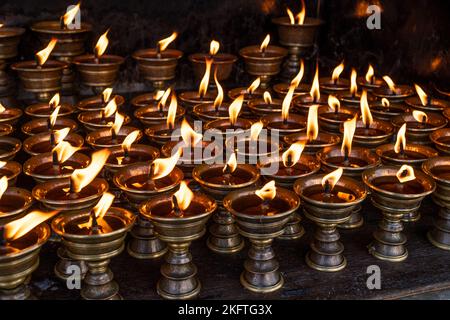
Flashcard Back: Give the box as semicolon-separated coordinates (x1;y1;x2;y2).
1;0;450;92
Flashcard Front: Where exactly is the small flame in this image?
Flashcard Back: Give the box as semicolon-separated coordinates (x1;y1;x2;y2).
223;153;237;173
111;113;125;136
158;32;178;52
260;34;270;53
306;105;319;141
103;96;117;118
321;167;343;191
62;2;80;27
394;123;407;154
94;30;109;58
213;70;224;109
229;95;244;126
263;91;272;104
350;68;358;96
36;38;57;66
414;84;428;106
328;95;340;112
181;119;202;147
49;106;61;128
282;83;296;121
159;87;172;107
383;76;397;93
0;161;6;169
52;140;81;163
382;98;390;108
4;210;59;241
0;176;7;201
151;148;182;180
287;8;296;24
396;164;416;184
166;93;178;129
310;63;320;102
198;58;213;98
291;60;305;87
365;65;374;83
0;24;3;28
121;130;140;153
102;88;113;103
282;141;305;167
250;121;263;141
173;181;194;211
331;61;345;82
209;40;220;56
49;93;60;109
255;180;276;201
247;77;261;94
70;149;110;193
412;110;428;123
287;0;306;25
360;90;373;127
0;103;5;113
341;115;357;156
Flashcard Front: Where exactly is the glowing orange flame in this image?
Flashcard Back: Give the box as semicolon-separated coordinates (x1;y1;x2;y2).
154;90;165;101
350;68;358;96
53;127;70;144
247;77;261;94
250;121;264;141
52;140;81;163
158;32;178;52
103;96;117;118
0;176;7;201
223;152;237;173
102;88;113;103
151;148;182;180
396;164;416;183
121;130;140;153
332;61;345;82
49;93;60;109
62;2;80;27
282;141;305;167
70;149;110;193
4;210;59;241
383;75;397;93
287;8;296;24
0;161;6;170
166;93;178;129
111;112;124;136
360;90;373;127
78;192;115;230
412;110;428;123
306;105;319;141
321;167;343;191
181;118;202;147
291;60;304;87
209;40;220;56
198;58;213;98
0;24;3;28
94;30;109;58
414;84;428;106
365;64;374;83
263;91;272;104
229;95;243;126
49;106;61;128
282;83;296;121
0;103;5;113
255;180;276;201
213;70;224;109
382;98;390;108
36;38;57;66
310;63;320;102
328;95;340;112
159;87;172;107
173;180;194;211
287;0;306;25
260;34;270;53
341;115;357;156
394;123;407;154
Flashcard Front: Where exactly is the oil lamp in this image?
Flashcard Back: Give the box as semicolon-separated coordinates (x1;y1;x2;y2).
22;116;78;137
0;102;22;125
283;104;341;155
0;210;56;299
293;63;329;115
179;58;216;109
319;61;350;94
113;149;183;259
405;84;450;113
131;89;167;110
25;93;75;119
0;24;25;98
239;34;288;89
23;125;83;156
0;136;21;161
0;160;21;187
77;87;125;112
31;3;92;95
0;176;34;224
261;82;307;136
272;0;323;77
392;110;447;145
248;91;283;117
223;180;300;292
133;32;182;90
422;157;450;250
357;64;384;91
318;116;380;229
431;128;450;155
363;165;435;261
189;39;238;84
372;75;414;103
258;142;320;239
294;168;367;271
144;104;182;146
0;124;13;137
343;90;394;148
228;77;265;118
139;181;217;299
52;192;135;300
370;97;409;122
338;68;369;106
134;90;185;126
317;95;355;134
193;153;259;253
73;30;125;93
272;60;309;97
11;38;67;101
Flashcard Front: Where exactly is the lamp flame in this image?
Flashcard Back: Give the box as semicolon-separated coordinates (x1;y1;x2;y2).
360;90;373;127
53;127;70;144
62;2;80;27
36;38;57;66
159;87;172;108
49;93;60;109
49;106;61;128
328;95;340;112
321;167;343;191
209;40;220;56
365;64;374;83
350;68;358;96
213;70;224;109
306;105;319;141
382;98;390;108
287;0;306;25
78;192;115;230
70;149;110;193
0;176;8;201
250;121;263;141
52;140;81;163
310;63;320;102
247;77;261;94
291;59;304;88
282;83;295;122
151;148;182;180
282;141;305;167
223;152;237;173
383;75;397;93
103;96;117;118
260;34;270;53
173;181;194;211
412;110;428;123
332;61;345;82
0;161;7;170
341;115;357;156
414;84;428;106
263;91;272;104
394;123;407;154
4;210;59;241
154;90;165;101
166;93;178;129
158;32;177;52
0;103;5;113
102;88;113;103
255;180;276;201
181;118;202;147
287;8;296;24
94;30;109;58
121;130;140;154
396;164;416;184
111;112;125;136
229;95;244;126
198;58;213;98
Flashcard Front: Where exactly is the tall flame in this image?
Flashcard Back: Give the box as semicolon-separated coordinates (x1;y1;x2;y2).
78;192;115;230
414;84;428;106
181;119;202;147
223;152;237;173
62;2;80;27
36;38;57;66
159;87;172;107
103;96;117;118
310;63;320;101
328;95;340;112
151;148;182;180
111;112;125;136
4;210;59;241
154;90;165;101
102;88;113;103
260;34;270;53
121;130;140;153
173;181;194;211
49;105;61;128
321;167;343;191
350;68;358;96
360;90;373;127
213;70;224;109
412;110;428;123
306;105;319;141
250;121;263;141
291;59;305;87
383;76;397;93
287;8;296;24
255;180;276;201
263;91;272;104
49;93;60;109
94;30;109;58
287;0;306;25
247;77;261;94
229;95;243;126
0;176;8;201
282;141;305;167
53;127;70;144
70;149;110;193
332;61;345;82
394;123;407;154
282;83;296;121
158;32;178;52
198;58;213;98
52;140;81;163
209;40;220;56
365;65;374;83
166;93;178;129
341;115;357;156
396;164;416;184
